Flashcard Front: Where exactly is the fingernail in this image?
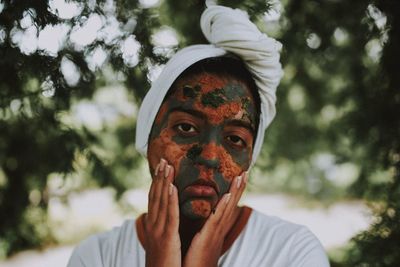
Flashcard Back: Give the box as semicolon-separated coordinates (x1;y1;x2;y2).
165;165;171;178
244;172;249;184
236;176;242;189
159;158;166;172
155;163;160;176
169;183;174;195
225;193;231;204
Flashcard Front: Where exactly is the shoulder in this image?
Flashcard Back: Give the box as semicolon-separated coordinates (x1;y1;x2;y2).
251;210;330;266
67;219;138;267
247;209;307;240
220;209;330;267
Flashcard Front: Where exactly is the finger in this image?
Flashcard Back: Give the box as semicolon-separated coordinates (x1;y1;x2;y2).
195;192;231;242
148;158;167;223
156;164;174;227
230;172;247;205
197;192;231;240
167;184;179;233
193;174;247;245
221;175;242;218
217;173;247;225
147;164;159;223
207;192;232;225
148;162;160;203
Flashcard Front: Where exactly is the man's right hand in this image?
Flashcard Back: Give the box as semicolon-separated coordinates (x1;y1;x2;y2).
144;158;181;267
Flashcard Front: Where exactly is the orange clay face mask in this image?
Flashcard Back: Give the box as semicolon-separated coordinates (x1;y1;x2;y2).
147;73;257;220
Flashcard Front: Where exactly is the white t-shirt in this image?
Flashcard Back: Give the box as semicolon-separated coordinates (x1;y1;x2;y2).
67;208;330;267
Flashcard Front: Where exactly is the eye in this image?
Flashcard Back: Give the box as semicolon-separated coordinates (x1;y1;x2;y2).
175;123;197;135
226;135;246;148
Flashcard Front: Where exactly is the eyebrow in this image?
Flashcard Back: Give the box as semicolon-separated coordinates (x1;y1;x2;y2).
225;119;256;135
169;107;255;134
169;107;207;120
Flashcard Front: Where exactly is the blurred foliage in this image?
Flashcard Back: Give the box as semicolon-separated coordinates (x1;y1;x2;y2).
0;0;399;265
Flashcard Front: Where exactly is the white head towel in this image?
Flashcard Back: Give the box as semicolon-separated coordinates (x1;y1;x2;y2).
136;5;283;165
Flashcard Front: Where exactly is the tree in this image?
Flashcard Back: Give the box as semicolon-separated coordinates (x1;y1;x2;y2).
341;1;400;266
0;0;162;256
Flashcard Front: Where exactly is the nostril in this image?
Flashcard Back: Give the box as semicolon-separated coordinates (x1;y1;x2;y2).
186;143;221;168
197;143;220;168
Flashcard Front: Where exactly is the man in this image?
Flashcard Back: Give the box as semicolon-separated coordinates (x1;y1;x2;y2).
68;5;330;267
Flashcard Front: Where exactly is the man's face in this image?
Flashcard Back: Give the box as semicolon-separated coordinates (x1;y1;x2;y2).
147;72;257;219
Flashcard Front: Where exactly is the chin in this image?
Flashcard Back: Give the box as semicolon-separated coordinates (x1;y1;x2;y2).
181;199;213;220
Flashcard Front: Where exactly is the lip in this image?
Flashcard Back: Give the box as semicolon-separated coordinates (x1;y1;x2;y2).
184;179;219;197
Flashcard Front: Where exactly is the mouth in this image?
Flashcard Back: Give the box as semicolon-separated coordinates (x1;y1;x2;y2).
183;179;219;197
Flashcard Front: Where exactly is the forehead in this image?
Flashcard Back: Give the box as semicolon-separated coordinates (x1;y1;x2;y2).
171;72;253;95
162;72;256;124
173;73;238;94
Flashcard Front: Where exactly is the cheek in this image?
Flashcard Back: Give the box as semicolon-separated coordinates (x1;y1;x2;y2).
219;149;244;180
148;128;192;176
226;146;252;172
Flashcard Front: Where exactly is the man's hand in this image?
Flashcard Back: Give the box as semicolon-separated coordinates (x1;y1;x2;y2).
183;172;248;267
144;159;181;267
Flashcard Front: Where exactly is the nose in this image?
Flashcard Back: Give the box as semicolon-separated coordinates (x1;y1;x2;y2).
196;142;220;169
